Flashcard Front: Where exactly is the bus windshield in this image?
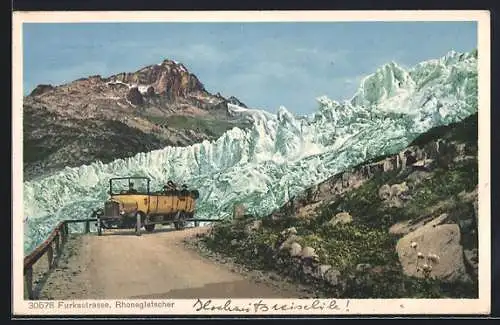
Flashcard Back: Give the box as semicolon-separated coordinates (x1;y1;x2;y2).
110;178;149;195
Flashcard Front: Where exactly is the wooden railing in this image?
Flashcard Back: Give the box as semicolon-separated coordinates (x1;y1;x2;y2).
23;218;97;300
23;217;227;299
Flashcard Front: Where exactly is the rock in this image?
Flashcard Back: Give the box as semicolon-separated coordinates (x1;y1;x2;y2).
425;213;450;227
412;158;435;171
324;268;341;287
269;273;281;281
450;193;477;237
232;204;246;220
386;197;403;208
464;248;478;278
390;181;410;198
279;234;301;251
230;239;239;246
380;182;410;207
378;184;391;200
328;212;353;227
296;201;323;220
403;149;418;166
244;220;262;235
458;219;474;231
301;246;319;260
210;100;229;112
289;242;302;257
126;87;144;105
396;221;470;282
382;157;397;172
313;264;333;280
302;264;314;277
281;227;298;236
146;86;155;96
356;263;372;272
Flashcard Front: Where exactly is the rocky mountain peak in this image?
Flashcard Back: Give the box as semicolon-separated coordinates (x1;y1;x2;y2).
105;59;206;100
26;58;208;102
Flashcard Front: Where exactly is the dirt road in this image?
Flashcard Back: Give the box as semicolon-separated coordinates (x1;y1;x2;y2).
37;226;301;299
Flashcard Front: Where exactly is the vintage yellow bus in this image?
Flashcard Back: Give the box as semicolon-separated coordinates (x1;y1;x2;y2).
95;177;200;236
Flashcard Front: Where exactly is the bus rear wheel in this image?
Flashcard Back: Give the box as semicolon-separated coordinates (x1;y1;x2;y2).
174;221;185;230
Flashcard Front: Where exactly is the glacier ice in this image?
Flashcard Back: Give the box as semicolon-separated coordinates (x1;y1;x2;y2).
22;50;478;254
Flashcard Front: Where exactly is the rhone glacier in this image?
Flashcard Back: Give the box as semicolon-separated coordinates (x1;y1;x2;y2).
23;50;478;253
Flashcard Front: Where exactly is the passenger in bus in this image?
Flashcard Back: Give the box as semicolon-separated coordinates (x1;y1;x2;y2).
128;182;138;194
166;180;178;190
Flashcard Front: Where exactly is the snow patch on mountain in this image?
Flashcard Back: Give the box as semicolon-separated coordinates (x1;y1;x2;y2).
106;80;131;88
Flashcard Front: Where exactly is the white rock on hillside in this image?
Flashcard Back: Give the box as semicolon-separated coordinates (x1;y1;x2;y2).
328;212;353;227
396;218;470;282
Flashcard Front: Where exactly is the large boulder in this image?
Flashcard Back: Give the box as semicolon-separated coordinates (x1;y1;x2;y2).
396;219;470;282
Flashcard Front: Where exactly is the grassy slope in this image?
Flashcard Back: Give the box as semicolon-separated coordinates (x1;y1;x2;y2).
203;113;478;298
23;118;166;164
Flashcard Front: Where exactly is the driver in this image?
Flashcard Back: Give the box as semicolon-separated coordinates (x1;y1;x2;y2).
128;182;138;194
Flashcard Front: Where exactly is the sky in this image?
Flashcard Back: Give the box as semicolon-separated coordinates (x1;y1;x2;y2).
23;21;477;115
